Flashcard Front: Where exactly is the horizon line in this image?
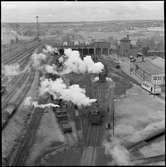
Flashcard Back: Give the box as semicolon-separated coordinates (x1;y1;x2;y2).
2;19;164;24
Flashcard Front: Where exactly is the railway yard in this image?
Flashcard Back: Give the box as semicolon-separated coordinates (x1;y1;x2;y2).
1;40;165;166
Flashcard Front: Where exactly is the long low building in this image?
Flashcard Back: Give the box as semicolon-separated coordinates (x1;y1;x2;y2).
133;57;165;86
147;50;165;59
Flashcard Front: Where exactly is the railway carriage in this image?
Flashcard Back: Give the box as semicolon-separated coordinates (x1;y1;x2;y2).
141;81;161;95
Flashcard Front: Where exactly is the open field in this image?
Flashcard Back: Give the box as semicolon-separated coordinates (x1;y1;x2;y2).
2;20;164;45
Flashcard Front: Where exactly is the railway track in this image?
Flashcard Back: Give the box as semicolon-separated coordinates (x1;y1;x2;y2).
80;79;108;165
99;57;140;86
3;46;38;65
2;42;43;108
2;72;29;108
2;42;40;64
126;129;165;152
1;41;36;59
2;70;36;130
80;146;97;166
133;154;165;165
9;71;45;166
10;107;44;166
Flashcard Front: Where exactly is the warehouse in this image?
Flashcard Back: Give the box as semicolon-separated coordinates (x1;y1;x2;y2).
134;59;165;86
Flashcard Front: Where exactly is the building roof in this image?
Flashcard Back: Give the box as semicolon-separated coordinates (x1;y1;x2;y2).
94;42;111;48
120;36;131;42
136;59;164;75
148;50;164;53
147;57;164;70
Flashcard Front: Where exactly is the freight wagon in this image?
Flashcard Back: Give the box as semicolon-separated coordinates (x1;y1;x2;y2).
2;103;17;128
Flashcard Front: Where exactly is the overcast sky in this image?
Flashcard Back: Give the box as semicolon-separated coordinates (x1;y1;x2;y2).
1;1;164;23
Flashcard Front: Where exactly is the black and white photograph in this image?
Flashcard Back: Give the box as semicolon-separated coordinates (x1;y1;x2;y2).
1;1;165;166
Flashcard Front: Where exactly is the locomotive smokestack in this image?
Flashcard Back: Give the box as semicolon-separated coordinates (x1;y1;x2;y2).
99;64;107;82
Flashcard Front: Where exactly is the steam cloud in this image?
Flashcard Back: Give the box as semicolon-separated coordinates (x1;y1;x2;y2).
63;48;104;74
30;53;47;69
43;45;59;55
39;78;96;106
2;63;21;76
104;137;133;165
44;64;59;75
24;96;59;109
42;48;104;75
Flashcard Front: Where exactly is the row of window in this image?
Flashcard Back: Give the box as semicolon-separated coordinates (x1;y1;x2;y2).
142;82;150;88
153;76;163;80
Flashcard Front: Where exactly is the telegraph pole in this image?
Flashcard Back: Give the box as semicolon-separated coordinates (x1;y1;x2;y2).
36;16;39;40
112;98;115;136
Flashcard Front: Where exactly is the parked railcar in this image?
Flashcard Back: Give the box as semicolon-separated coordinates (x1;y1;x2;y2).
55;106;68;122
60;120;72;133
141;81;161;95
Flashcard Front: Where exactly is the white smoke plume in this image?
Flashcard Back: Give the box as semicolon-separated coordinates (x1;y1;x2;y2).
33;102;59;109
30;53;47;69
24;96;59;109
83;56;104;73
44;64;59;75
63;48;104;74
58;56;64;63
103;137;133;165
24;96;33;106
43;45;59;55
39;78;96;106
43;48;104;75
2;63;21;76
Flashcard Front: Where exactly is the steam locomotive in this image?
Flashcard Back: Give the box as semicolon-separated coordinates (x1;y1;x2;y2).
89;101;104;125
98;64;108;82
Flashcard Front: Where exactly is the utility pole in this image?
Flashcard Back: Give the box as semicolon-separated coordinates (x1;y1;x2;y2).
36;16;39;40
112;98;115;136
